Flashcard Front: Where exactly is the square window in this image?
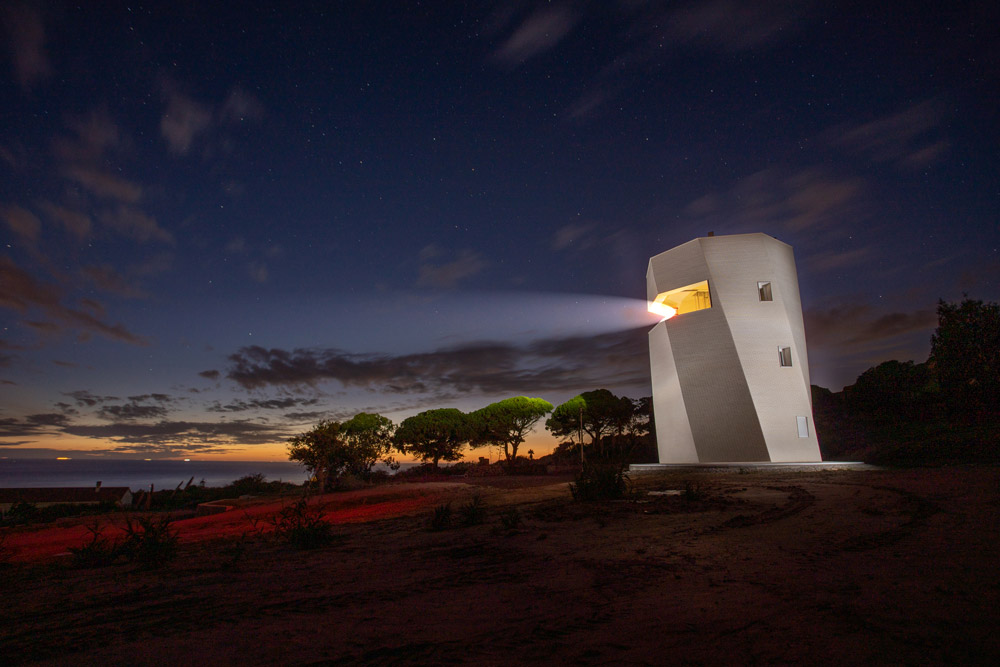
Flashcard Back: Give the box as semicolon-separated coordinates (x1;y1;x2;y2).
796;416;809;438
758;281;773;301
779;347;792;367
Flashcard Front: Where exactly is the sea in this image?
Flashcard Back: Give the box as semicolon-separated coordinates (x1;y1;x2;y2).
0;458;313;490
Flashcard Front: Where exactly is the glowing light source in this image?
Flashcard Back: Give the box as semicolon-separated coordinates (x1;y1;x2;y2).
648;280;712;321
56;456;71;460
647;301;677;320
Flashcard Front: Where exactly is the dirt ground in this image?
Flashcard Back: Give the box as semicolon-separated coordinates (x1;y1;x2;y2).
1;466;998;665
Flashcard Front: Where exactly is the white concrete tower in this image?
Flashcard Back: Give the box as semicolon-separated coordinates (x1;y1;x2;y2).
647;233;822;463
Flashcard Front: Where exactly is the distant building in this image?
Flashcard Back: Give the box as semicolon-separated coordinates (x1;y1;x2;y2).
647;233;822;463
0;484;132;516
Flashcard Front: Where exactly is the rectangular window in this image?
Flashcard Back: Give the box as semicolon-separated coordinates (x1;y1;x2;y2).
779;347;792;367
796;416;809;438
758;281;773;301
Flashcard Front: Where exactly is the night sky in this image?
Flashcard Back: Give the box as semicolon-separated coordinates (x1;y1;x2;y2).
2;1;997;460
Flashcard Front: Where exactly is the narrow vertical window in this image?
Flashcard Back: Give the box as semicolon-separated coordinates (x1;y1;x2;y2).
758;281;773;301
779;347;792;367
796;416;809;438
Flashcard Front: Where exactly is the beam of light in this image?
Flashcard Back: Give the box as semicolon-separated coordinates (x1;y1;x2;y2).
647;301;677;321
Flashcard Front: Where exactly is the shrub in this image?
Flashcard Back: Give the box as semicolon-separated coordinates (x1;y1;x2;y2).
2;501;38;526
119;514;179;567
459;495;488;526
428;503;452;531
68;522;119;568
271;499;335;549
499;507;522;531
570;462;629;501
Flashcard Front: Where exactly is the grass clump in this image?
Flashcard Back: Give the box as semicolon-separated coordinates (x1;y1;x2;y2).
459;495;488;526
498;507;522;531
428;503;452;531
271;499;335;549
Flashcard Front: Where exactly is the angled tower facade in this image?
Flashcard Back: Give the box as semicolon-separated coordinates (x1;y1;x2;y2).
647;233;821;463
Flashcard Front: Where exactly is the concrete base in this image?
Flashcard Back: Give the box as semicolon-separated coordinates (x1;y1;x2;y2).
629;461;870;474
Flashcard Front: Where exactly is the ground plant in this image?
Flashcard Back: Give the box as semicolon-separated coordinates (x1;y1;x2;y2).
271;498;335;549
429;502;452;531
459;495;488;525
570;462;630;501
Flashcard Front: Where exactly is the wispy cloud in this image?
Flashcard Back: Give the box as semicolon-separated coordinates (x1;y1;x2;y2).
1;204;42;242
552;222;598;251
826;100;948;168
64;166;143;203
38;201;92;239
493;4;578;65
417;246;488;288
684;166;866;235
1;3;51;88
666;0;815;52
0;257;147;345
98;205;174;244
160;90;213;155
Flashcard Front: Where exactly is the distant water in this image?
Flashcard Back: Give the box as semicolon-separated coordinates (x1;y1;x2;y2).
0;458;312;490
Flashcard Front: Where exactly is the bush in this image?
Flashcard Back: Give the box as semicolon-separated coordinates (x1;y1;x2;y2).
428;503;452;531
459;495;487;526
119;514;179;567
570;463;630;501
2;501;38;526
271;499;335;549
68;522;119;568
499;507;522;531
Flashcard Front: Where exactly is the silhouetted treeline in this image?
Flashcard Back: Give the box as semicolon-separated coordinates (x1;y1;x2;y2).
814;297;999;466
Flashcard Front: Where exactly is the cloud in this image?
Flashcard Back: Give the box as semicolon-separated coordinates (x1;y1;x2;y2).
1;3;51;87
220;87;265;123
804;304;937;352
81;264;147;298
62;419;292;447
65;166;143;203
224;328;651;397
0;413;70;437
667;0;815;52
552;222;598;251
65;390;118;407
160;91;213;154
52;110;125;164
0;257;148;345
417;247;487;288
38;201;92;239
494;5;578;65
96;401;170;422
207;397;319;413
827;100;947;168
1;204;41;242
683;166;867;239
98;205;173;244
198;369;221;381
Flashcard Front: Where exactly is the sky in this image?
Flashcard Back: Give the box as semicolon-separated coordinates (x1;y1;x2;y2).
1;1;997;461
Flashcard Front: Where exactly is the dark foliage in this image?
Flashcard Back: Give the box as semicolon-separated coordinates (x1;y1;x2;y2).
459;495;488;526
499;506;523;531
428;503;452;531
271;499;336;549
570;462;630;501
